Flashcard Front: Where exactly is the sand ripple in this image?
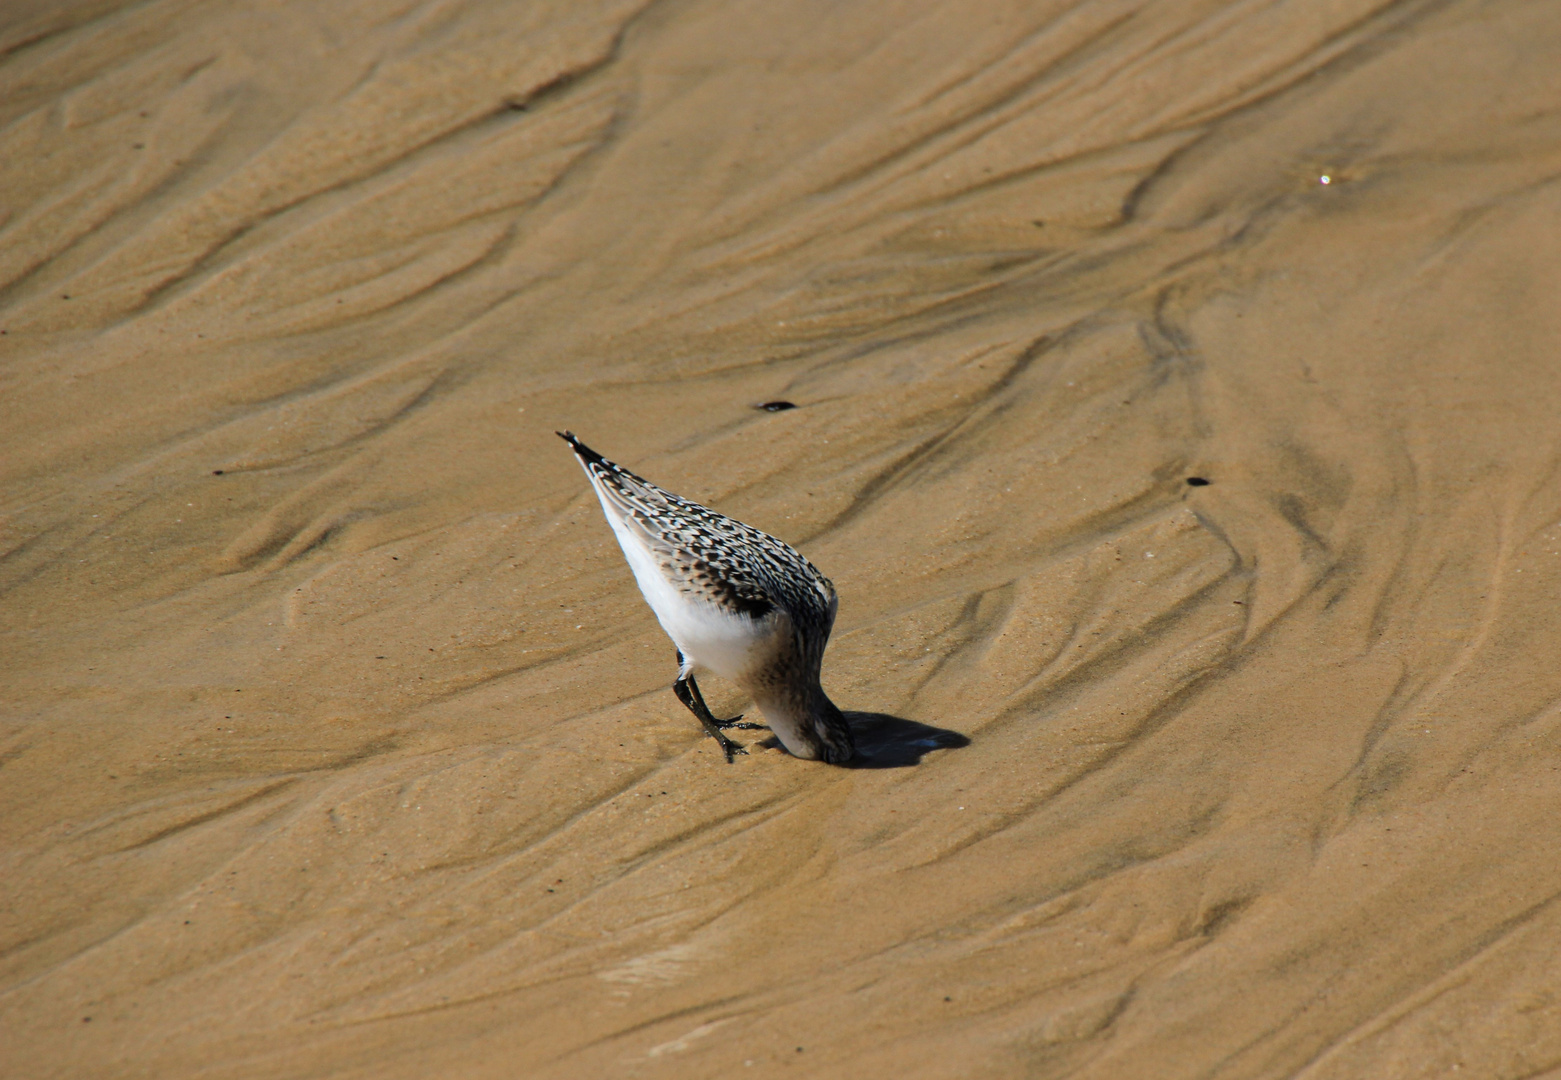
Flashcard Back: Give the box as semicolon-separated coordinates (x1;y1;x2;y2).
4;1;1561;1077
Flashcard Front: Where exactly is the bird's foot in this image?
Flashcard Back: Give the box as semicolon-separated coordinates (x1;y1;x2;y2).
713;714;766;731
714;734;749;763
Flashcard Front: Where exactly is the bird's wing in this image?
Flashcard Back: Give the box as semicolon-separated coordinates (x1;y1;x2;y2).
557;432;834;627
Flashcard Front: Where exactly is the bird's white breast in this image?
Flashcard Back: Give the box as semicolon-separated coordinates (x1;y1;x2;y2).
600;497;783;684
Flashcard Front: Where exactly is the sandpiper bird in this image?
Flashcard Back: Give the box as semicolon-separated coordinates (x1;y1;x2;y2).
558;431;854;764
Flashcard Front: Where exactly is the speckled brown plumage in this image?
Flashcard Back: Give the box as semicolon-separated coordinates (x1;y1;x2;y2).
558;431;854;764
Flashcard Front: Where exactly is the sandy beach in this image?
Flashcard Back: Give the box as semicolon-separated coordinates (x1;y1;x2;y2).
4;0;1561;1076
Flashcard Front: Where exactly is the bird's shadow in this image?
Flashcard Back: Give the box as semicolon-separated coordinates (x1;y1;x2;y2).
751;711;969;768
844;711;969;768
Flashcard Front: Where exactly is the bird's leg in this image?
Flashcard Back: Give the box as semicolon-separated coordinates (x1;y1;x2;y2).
685;673;766;731
673;676;747;762
674;650;763;731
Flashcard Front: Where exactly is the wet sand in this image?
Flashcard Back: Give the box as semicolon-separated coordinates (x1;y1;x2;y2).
4;1;1561;1076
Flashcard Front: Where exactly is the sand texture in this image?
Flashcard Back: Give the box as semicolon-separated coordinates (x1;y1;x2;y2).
4;0;1561;1076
